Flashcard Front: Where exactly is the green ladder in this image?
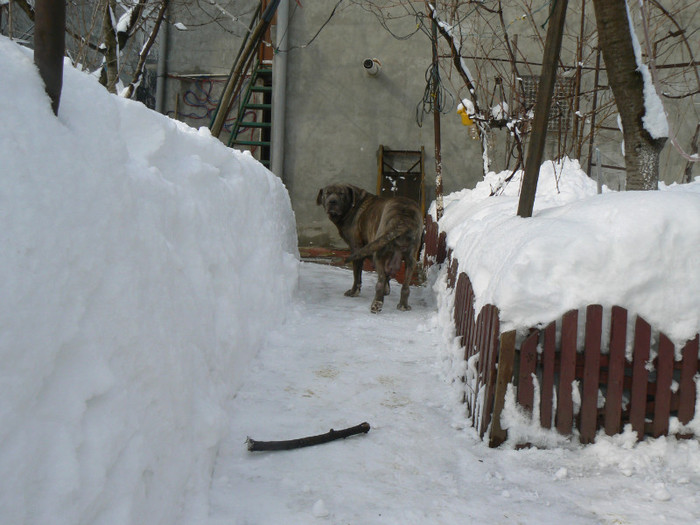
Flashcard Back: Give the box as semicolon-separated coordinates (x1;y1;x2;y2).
228;60;272;167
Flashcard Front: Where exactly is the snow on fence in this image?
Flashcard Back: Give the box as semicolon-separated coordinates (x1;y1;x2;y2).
424;215;700;447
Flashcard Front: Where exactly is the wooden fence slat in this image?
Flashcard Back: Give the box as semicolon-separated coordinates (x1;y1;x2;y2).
580;305;602;443
437;231;447;264
556;310;578;435
540;321;556;429
423;215;436;266
457;290;467;348
630;316;651;439
517;330;539;412
652;334;675;437
604;306;628;436
490;330;516;447
465;278;476;356
480;306;500;439
464;279;477;412
473;307;489;433
454;273;466;338
678;335;700;424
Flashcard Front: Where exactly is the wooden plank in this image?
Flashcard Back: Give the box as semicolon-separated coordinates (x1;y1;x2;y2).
464;278;476;356
437;231;447;264
454;273;467;340
652;334;675;437
604;306;628;436
464;279;477;412
517;330;540;413
630;316;651;439
422;215;435;265
480;306;501;439
473;307;488;432
556;310;578;435
678;335;699;424
580;305;602;444
490;330;517;447
540;321;556;429
376;145;384;195
447;257;458;288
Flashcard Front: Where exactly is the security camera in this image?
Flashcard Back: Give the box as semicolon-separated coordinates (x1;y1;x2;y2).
363;58;381;76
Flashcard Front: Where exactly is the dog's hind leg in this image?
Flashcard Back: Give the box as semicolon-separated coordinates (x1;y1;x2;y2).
397;254;416;311
371;255;387;313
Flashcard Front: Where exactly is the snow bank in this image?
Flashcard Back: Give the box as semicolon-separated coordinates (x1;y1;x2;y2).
434;158;700;346
0;36;298;524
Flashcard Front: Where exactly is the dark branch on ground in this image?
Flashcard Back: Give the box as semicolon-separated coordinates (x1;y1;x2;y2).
247;422;371;452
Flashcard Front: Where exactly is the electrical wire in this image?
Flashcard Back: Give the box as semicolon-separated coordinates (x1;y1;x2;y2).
275;0;345;53
415;61;454;128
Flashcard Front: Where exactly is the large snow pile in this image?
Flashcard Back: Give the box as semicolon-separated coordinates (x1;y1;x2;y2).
434;157;700;347
0;37;298;524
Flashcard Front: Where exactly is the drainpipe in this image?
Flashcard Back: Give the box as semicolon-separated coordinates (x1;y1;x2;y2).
271;0;288;179
155;6;169;114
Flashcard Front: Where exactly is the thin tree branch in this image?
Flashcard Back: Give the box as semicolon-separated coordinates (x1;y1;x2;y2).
121;0;170;99
247;422;371;452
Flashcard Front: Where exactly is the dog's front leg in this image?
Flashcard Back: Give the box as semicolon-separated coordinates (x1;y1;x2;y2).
344;259;363;297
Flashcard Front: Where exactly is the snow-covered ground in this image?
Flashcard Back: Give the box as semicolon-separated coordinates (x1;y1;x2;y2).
3;33;700;525
208;262;700;524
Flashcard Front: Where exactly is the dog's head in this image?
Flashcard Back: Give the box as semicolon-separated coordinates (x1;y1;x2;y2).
316;184;367;223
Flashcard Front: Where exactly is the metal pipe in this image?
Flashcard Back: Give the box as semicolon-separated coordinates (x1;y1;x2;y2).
271;0;288;179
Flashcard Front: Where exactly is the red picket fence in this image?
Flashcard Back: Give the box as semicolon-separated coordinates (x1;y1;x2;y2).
423;222;700;447
514;308;700;444
423;214;446;267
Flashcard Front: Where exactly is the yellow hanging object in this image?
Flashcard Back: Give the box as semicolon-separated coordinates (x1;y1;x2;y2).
457;106;474;126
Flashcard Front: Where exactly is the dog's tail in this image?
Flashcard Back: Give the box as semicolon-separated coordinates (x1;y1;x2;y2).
344;228;407;263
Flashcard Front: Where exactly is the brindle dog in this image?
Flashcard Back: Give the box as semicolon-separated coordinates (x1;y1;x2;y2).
316;183;423;313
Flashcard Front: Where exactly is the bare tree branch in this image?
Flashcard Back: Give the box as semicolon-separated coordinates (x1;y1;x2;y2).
122;0;170;99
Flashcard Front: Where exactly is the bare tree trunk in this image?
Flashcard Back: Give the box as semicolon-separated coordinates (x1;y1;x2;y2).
122;0;170;99
591;0;666;190
102;0;119;94
517;0;568;218
33;0;66;115
684;123;700;183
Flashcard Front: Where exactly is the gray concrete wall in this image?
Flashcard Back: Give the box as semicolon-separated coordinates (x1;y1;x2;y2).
161;1;259;132
155;0;698;248
281;2;482;248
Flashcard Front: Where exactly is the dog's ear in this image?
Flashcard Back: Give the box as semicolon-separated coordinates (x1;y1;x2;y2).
316;188;325;206
348;185;367;208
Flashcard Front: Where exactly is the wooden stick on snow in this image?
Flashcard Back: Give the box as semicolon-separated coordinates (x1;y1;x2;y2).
246;422;371;452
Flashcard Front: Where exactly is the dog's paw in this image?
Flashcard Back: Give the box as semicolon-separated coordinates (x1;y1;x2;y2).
344;288;361;297
370;300;383;313
397;303;412;311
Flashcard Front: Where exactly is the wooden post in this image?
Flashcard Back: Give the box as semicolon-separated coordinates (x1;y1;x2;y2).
517;0;569;218
430;14;444;221
489;330;516;447
210;0;280;138
556;309;578;435
630;316;651;439
678;336;700;425
580;305;602;444
540;321;557;428
604;306;627;435
33;0;65;115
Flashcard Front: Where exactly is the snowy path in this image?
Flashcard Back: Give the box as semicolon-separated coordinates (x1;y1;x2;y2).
207;263;700;525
